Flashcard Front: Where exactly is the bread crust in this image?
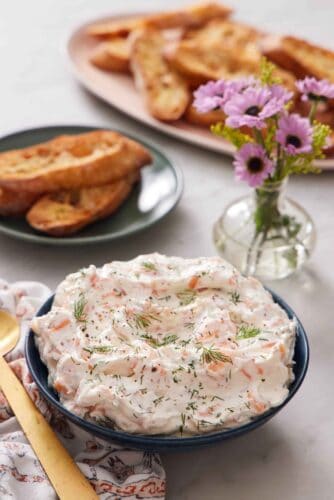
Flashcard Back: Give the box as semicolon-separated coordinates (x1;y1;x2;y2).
167;21;296;92
87;3;232;39
184;105;226;127
144;2;232;30
0;131;151;193
167;20;263;85
87;18;141;39
90;39;130;72
26;173;138;236
0;188;40;216
262;35;334;81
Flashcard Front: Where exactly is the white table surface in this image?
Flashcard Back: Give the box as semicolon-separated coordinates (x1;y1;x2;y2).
0;1;334;498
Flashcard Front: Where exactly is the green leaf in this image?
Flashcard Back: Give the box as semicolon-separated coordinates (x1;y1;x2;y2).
210;122;225;137
211;123;253;148
312;121;331;154
259;57;281;86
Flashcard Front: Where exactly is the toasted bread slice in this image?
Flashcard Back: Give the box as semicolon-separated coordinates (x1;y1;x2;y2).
87;17;141;39
0;188;40;216
185;105;226;127
182;19;263;48
168;20;296;91
144;2;232;30
262;35;334;82
87;3;232;39
130;29;190;121
167;20;263;86
90;38;130;72
0;131;151;194
26;172;138;236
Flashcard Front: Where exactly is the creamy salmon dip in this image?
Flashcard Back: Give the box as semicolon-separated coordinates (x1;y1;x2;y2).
32;254;296;435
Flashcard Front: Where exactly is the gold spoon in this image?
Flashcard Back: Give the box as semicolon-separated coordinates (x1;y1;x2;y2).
0;310;98;500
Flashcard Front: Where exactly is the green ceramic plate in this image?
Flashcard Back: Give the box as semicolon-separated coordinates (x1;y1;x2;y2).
0;125;183;245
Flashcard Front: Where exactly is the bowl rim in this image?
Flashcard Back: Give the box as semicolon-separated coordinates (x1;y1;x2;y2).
25;289;309;448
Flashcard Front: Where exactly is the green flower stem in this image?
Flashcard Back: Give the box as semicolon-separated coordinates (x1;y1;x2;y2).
245;180;303;275
254;228;268;269
245;230;261;275
254;129;266;150
275;152;282;180
309;100;319;123
254;185;281;233
245;185;280;274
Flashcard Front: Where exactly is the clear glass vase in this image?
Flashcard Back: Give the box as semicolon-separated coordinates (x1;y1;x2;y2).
213;179;316;280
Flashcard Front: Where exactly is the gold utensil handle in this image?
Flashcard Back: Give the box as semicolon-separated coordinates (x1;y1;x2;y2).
0;356;98;500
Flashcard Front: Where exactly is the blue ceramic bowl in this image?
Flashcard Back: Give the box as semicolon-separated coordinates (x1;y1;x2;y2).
25;291;309;452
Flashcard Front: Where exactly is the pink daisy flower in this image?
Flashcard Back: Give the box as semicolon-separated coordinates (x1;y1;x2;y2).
296;77;334;102
224;87;284;129
193;80;240;113
276;113;313;155
233;143;274;187
233;75;260;92
269;84;293;105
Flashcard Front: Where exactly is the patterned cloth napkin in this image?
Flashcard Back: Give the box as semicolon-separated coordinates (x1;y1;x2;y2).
0;279;166;499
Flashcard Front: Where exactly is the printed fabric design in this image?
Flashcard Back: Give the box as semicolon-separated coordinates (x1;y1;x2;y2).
0;279;166;499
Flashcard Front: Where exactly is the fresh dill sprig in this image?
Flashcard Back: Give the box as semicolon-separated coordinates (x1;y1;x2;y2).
73;293;87;322
190;388;199;399
229;291;241;305
180;412;186;434
200;345;232;364
176;289;197;306
186;401;198;412
141;333;178;348
153;396;164;406
83;345;114;353
162;334;179;345
236;325;261;340
142;261;157;271
134;313;160;329
211;395;224;402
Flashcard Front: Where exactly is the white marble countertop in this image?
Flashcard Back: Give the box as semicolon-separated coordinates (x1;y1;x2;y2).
0;1;333;498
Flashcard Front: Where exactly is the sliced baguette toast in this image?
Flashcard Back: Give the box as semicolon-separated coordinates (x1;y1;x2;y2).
0;131;151;194
185;105;226;127
90;38;130;72
130;29;190;121
167;20;264;86
87;17;140;39
26;172;138;236
168;20;296;90
262;35;334;82
144;2;232;30
87;2;232;39
0;188;40;216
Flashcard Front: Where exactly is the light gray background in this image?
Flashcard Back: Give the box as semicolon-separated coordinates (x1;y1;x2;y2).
0;1;333;499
